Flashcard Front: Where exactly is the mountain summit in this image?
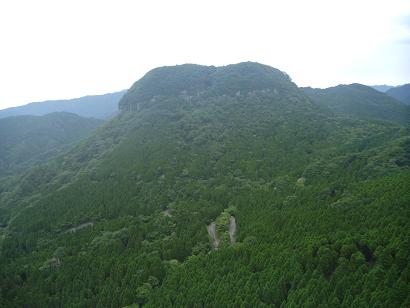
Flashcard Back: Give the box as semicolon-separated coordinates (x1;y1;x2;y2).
119;62;295;111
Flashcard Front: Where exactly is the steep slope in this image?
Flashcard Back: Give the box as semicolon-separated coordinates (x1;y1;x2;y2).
0;63;409;307
0;112;101;178
0;91;126;119
303;83;410;124
386;83;410;105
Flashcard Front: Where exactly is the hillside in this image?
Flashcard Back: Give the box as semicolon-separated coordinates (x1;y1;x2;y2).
0;112;101;178
0;91;126;119
386;84;410;105
303;84;410;124
0;63;409;307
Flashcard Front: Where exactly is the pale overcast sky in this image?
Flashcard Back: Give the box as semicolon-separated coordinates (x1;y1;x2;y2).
0;0;409;109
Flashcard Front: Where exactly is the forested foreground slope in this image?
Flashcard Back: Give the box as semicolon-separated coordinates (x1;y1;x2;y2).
0;62;409;307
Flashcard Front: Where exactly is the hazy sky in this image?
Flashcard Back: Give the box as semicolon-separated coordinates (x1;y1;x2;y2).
0;0;409;109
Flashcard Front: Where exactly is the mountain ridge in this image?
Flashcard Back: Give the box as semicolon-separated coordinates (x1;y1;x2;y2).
386;83;410;105
0;90;126;119
302;83;410;124
371;84;394;92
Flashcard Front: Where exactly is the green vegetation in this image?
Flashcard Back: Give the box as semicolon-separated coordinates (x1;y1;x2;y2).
0;63;409;307
303;83;410;124
386;84;410;105
120;62;292;111
0;112;101;178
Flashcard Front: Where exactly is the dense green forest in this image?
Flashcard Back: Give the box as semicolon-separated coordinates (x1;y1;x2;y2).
302;84;409;124
0;62;409;307
0;112;101;178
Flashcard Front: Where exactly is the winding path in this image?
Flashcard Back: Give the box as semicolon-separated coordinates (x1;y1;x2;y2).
207;222;220;248
229;216;236;244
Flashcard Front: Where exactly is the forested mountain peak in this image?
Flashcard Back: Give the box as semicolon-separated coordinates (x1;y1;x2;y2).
317;83;390;93
119;62;296;111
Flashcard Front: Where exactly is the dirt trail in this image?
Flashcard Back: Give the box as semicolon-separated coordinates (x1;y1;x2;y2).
207;222;220;248
229;216;236;244
163;208;172;217
66;222;94;233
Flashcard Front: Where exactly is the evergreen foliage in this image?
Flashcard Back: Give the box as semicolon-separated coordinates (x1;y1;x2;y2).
0;112;101;178
0;63;409;307
303;83;410;124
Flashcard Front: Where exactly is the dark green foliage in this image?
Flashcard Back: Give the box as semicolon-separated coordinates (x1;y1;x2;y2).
0;112;101;178
386;83;410;105
0;62;409;307
119;64;214;110
119;62;293;111
303;83;410;124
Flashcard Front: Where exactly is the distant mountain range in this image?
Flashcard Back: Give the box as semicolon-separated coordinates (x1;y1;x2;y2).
303;83;410;124
371;83;410;106
370;85;394;93
386;84;410;105
0;91;126;119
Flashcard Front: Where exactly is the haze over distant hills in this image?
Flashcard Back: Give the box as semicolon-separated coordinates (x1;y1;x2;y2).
386;84;410;105
303;83;410;124
0;91;126;119
371;85;394;93
0;112;101;178
371;83;410;106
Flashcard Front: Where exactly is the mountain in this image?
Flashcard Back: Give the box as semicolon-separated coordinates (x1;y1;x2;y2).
0;63;409;307
302;83;410;124
0;91;126;119
371;85;393;92
386;83;410;105
0;112;101;178
119;62;293;111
